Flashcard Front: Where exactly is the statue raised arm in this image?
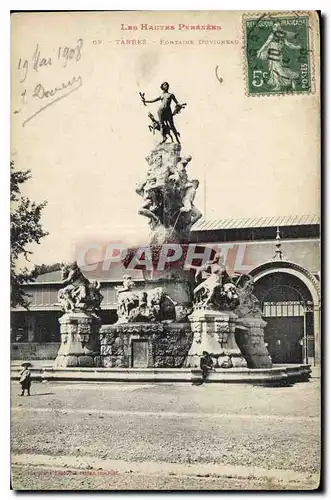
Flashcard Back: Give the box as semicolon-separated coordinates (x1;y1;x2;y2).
140;82;186;144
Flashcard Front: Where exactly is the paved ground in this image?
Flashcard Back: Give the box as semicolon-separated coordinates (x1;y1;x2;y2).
11;379;321;491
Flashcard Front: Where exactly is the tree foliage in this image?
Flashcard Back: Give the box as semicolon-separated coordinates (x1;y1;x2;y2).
32;262;61;276
11;161;49;308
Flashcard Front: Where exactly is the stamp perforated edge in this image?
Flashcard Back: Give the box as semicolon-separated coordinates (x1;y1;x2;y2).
242;10;317;98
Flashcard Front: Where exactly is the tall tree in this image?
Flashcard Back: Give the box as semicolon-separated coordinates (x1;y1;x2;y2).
11;161;48;308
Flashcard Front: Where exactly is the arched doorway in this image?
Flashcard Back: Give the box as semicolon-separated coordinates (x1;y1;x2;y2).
254;273;314;364
250;261;321;366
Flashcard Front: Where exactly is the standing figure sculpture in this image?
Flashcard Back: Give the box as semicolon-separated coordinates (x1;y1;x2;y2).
140;82;186;144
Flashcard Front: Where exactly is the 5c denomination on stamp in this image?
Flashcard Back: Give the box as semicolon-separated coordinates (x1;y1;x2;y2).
243;13;313;96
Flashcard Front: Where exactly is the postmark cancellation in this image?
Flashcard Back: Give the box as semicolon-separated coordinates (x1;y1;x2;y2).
243;12;316;97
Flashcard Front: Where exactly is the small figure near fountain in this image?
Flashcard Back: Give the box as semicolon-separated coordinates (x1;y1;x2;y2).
200;351;216;378
193;351;216;385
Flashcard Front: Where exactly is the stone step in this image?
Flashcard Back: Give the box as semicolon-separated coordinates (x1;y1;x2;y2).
11;365;311;384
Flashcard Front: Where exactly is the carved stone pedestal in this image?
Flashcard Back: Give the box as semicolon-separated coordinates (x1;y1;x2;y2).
235;317;272;368
185;309;247;368
54;311;102;368
100;322;192;368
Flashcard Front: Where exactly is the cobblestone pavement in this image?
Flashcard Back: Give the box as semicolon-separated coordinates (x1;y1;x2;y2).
11;379;321;491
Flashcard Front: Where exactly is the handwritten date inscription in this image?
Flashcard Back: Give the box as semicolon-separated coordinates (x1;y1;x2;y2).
16;39;83;127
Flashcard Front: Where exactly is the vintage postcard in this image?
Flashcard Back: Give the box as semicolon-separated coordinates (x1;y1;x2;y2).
11;11;320;491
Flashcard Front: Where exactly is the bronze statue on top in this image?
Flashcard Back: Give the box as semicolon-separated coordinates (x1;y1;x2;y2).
137;83;200;244
140;82;186;144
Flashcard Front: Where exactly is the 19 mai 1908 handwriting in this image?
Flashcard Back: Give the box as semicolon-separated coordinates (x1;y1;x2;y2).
15;39;83;127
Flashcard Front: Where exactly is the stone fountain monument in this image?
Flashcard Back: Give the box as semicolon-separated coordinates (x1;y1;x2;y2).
54;82;272;373
98;81;272;371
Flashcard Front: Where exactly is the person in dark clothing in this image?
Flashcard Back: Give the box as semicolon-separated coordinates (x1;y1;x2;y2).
200;351;215;381
19;363;32;396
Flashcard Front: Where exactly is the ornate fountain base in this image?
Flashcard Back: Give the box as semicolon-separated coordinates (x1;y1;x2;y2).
185;309;247;369
54;311;102;368
99;322;193;368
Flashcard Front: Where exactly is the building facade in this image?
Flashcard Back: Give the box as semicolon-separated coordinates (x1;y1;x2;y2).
11;215;321;365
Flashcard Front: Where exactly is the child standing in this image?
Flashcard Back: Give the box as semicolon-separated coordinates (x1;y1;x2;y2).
19;363;32;396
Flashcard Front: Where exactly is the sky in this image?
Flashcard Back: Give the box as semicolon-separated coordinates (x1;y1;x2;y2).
11;11;320;267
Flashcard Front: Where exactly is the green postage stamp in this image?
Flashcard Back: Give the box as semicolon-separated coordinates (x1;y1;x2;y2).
243;13;313;96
